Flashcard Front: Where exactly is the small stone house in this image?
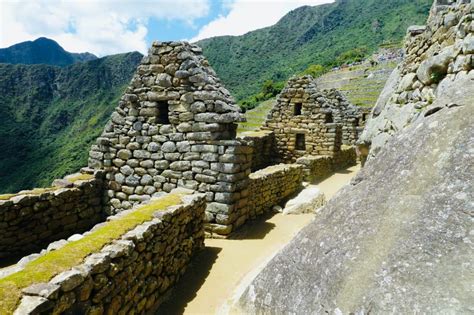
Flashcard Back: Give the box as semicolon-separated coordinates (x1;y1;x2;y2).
263;75;365;162
88;41;253;235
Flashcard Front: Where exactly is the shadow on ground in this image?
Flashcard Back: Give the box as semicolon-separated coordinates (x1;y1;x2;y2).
155;211;283;314
229;211;277;240
156;246;222;314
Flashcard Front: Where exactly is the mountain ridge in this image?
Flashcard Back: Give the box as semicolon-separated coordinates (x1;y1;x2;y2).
197;0;432;100
0;37;97;66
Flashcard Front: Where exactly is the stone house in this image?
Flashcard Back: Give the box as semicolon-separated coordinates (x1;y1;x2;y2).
263;75;366;162
88;41;254;235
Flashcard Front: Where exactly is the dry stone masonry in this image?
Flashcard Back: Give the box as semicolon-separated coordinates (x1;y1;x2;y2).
264;75;365;163
247;164;304;220
359;0;473;160
237;130;276;171
87;41;259;236
0;169;105;259
296;145;357;182
10;191;205;315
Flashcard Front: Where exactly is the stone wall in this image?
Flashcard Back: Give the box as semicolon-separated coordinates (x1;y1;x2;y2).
296;156;333;182
359;0;473;160
333;145;358;170
247;164;304;219
237;130;276;171
11;191;205;315
0;169;105;259
264;75;364;163
295;146;357;182
87;41;258;236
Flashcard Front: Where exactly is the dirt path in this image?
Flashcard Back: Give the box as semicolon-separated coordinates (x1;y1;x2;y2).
157;164;360;315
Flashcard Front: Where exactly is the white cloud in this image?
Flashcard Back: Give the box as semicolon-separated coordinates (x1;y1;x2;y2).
0;0;210;56
190;0;334;42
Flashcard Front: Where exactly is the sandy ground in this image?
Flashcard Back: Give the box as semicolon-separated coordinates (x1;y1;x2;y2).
157;164;360;315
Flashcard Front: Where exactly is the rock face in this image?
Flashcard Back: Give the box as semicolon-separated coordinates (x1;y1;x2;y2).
235;1;473;313
235;103;473;314
359;0;473;160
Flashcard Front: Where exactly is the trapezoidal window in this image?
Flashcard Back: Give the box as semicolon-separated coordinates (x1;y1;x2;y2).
325;112;333;123
294;103;302;116
157;101;170;124
295;133;305;151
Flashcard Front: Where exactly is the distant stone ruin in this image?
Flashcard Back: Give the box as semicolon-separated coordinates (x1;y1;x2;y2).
264;75;366;163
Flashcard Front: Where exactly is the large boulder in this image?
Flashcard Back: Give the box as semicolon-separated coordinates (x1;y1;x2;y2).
282;185;326;215
358;1;473;160
234;104;473;314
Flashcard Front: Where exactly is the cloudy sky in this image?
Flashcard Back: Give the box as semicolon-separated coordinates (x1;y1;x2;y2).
0;0;333;56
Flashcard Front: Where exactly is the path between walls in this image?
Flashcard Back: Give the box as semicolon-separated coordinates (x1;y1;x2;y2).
157;164;361;315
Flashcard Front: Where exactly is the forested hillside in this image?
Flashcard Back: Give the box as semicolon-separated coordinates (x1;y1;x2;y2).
198;0;432;101
0;52;142;192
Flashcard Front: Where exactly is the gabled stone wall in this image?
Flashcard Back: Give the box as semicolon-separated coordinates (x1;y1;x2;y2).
263;75;364;163
87;41;258;236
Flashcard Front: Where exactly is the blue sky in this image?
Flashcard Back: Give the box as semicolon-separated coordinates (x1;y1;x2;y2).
0;0;333;56
146;1;231;42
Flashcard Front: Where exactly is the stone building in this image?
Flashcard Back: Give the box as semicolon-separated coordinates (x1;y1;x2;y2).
263;75;365;162
88;41;254;235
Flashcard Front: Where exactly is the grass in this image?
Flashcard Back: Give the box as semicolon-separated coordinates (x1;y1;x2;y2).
317;60;397;108
0;192;184;314
0;194;16;201
65;173;94;183
0;187;58;201
238;99;275;133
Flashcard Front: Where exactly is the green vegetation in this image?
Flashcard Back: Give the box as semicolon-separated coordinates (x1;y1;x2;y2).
240;80;284;110
0;192;184;314
335;47;368;65
238;98;275;133
198;0;432;101
430;68;446;84
0;0;433;193
302;64;327;78
0;52;142;193
316;61;398;107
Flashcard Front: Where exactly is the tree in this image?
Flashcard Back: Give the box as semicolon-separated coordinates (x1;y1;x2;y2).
302;64;326;78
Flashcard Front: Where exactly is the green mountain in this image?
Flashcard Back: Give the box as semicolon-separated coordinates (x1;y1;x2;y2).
0;0;433;193
0;52;142;193
198;0;432;101
0;37;97;66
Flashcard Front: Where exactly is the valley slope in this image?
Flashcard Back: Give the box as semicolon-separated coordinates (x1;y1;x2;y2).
0;52;142;193
198;0;432;100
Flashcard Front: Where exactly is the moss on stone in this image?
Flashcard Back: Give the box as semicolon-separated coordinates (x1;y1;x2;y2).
0;187;58;201
0;194;15;201
66;173;94;182
0;192;184;314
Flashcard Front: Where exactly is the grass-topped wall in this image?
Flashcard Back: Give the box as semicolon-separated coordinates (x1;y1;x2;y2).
0;169;105;259
0;189;205;314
